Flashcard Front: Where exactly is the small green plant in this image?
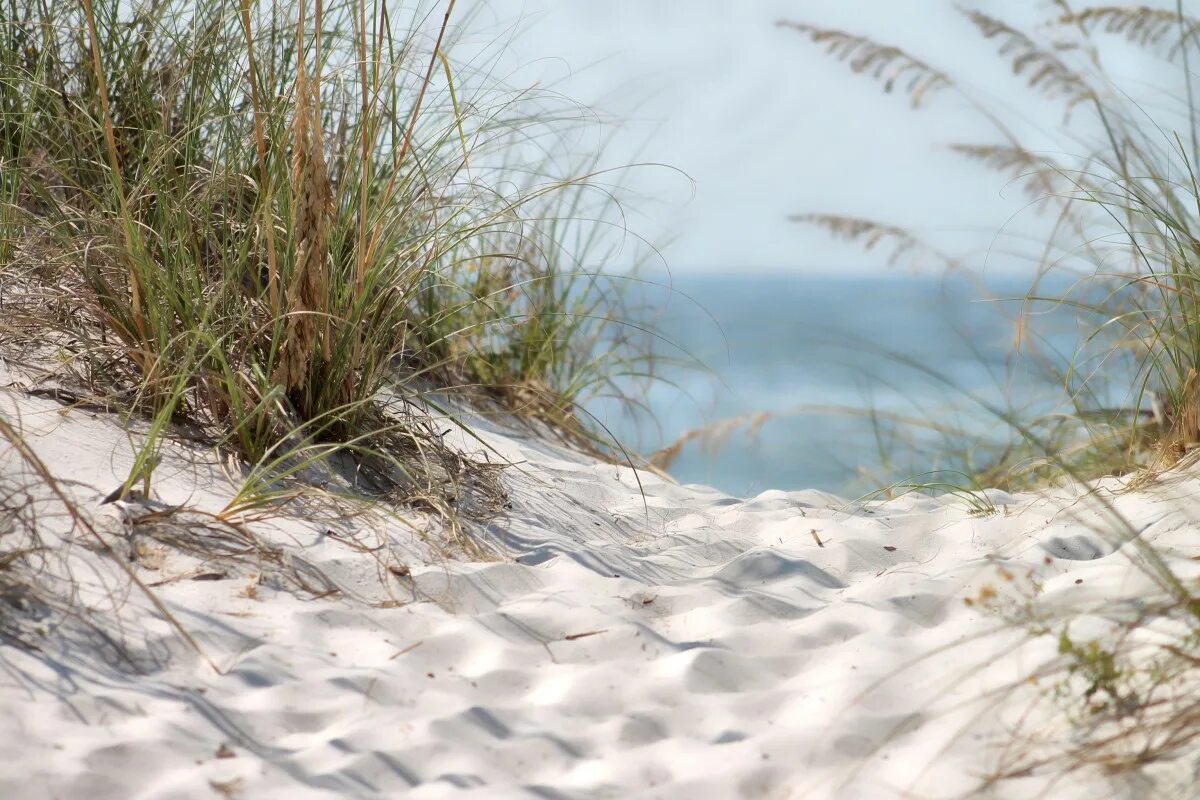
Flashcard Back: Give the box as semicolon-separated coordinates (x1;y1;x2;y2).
1056;628;1131;714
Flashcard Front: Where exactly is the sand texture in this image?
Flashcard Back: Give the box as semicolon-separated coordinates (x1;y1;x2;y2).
1;389;1198;799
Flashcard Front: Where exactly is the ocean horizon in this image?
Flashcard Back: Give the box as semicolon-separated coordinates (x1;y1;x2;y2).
591;269;1101;497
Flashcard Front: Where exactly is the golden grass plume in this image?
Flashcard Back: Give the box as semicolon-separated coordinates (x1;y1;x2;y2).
1061;5;1200;58
791;213;953;268
775;21;953;107
948;142;1068;202
273;60;334;398
963;9;1097;114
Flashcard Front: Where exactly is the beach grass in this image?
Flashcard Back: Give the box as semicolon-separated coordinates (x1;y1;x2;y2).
779;4;1200;489
0;0;651;524
778;2;1200;786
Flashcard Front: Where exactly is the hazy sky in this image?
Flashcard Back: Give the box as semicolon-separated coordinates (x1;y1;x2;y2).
463;1;1178;274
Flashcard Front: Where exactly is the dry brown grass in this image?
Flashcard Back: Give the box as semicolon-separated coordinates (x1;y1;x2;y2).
1061;5;1200;57
791;214;954;268
775;21;953;107
273;47;335;406
965;9;1098;114
650;410;773;472
948;143;1068;203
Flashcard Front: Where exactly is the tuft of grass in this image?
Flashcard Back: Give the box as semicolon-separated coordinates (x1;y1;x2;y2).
0;0;655;524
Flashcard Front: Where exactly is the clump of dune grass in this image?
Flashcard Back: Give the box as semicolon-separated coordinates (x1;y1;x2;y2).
778;1;1200;792
0;0;653;524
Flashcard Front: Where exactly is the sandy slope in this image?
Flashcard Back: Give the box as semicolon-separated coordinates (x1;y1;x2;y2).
0;388;1197;799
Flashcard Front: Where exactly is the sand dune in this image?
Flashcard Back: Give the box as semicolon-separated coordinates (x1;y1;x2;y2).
0;389;1197;799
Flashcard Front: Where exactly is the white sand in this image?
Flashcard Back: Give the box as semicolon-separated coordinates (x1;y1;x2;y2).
1;387;1198;799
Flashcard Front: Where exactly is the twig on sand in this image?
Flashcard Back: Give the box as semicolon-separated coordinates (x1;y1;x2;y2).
389;640;423;660
563;629;608;641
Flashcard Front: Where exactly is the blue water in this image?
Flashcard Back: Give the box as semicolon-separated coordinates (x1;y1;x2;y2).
588;271;1101;497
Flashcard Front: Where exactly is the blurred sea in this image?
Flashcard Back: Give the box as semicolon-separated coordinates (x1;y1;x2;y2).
589;271;1100;498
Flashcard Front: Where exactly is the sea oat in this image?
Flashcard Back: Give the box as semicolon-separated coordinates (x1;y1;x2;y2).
776;21;954;108
1062;6;1200;59
963;9;1097;115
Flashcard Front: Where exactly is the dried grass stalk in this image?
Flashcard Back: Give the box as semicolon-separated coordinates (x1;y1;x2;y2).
775;21;953;108
791;213;952;267
963;10;1097;114
274;65;334;394
651;411;772;470
949;143;1066;201
1062;6;1200;59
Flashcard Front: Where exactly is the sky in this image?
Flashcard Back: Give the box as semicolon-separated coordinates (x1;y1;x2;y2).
460;1;1180;274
